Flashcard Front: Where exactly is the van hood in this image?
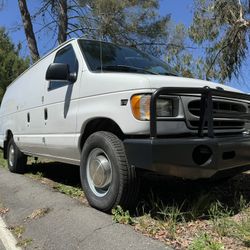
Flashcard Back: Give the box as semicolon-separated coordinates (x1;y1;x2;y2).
85;72;243;96
144;75;242;93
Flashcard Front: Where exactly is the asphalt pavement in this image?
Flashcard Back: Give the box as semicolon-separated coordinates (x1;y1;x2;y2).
0;167;170;250
0;241;5;250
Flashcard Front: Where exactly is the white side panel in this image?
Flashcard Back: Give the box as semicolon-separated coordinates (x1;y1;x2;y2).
43;41;83;160
0;53;54;154
76;71;151;136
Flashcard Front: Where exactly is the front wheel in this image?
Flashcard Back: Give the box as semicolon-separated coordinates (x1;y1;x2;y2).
80;131;139;212
7;138;27;173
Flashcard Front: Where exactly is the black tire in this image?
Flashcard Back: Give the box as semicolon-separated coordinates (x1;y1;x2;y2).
7;138;27;174
80;131;139;212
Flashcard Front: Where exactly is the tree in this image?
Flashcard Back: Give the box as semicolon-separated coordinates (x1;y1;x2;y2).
18;0;40;63
15;0;185;71
27;0;184;57
57;0;68;43
43;0;68;44
0;28;29;102
189;0;250;81
77;0;173;57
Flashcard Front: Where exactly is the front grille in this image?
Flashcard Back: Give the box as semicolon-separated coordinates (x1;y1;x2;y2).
189;120;245;129
189;100;247;116
187;99;248;130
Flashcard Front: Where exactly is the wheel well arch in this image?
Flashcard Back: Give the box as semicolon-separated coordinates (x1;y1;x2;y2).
79;118;124;151
3;130;13;159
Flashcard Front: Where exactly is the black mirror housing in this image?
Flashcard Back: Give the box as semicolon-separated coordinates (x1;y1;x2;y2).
46;63;70;82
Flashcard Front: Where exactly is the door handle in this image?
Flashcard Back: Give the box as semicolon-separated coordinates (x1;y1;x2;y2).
27;113;30;123
44;108;48;120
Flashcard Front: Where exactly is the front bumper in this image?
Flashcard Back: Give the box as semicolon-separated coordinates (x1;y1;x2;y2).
124;134;250;179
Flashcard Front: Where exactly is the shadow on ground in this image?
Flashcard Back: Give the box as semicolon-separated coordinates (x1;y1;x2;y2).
26;161;250;219
27;161;81;187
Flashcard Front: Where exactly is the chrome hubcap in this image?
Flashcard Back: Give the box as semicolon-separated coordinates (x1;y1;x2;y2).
9;145;15;167
86;148;112;197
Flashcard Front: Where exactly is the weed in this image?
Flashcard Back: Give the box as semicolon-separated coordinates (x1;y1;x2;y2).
112;205;134;225
188;193;215;220
0;150;7;168
209;200;232;219
189;233;224;250
157;202;185;222
233;193;249;213
8;225;25;239
25;171;44;180
16;238;33;247
157;202;185;237
233;214;250;247
208;200;233;236
53;183;84;198
135;214;167;238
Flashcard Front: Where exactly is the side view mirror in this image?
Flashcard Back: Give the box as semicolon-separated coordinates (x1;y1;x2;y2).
45;63;77;83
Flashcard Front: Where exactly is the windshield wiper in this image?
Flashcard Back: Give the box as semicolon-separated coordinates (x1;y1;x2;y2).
97;65;159;75
162;72;178;77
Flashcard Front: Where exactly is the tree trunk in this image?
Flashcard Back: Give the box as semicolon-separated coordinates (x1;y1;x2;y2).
18;0;40;63
57;0;68;44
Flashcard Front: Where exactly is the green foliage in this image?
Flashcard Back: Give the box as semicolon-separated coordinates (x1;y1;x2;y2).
188;193;215;220
208;200;232;219
208;200;234;236
112;205;134;225
0;150;7;168
0;28;29;102
233;215;250;247
53;183;84;198
189;0;250;81
189;233;224;250
78;0;183;57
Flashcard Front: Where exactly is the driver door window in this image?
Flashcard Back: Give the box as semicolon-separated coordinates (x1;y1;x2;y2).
49;44;78;90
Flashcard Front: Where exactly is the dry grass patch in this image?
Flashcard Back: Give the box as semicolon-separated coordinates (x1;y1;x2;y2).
25;207;50;220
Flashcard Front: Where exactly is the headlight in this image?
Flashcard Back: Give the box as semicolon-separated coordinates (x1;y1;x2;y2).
131;95;151;120
131;95;174;120
157;98;173;117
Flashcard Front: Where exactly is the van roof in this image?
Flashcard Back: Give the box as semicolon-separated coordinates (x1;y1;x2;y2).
7;38;128;90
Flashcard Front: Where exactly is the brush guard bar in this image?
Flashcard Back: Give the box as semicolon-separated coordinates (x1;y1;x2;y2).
150;86;250;138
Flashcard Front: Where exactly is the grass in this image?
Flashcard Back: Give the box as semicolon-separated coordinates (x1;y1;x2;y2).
1;149;250;249
112;205;135;225
8;224;33;248
0;150;7;168
25;171;44;180
16;238;33;247
189;233;224;250
234;214;250;247
112;175;250;249
8;225;25;239
53;183;84;199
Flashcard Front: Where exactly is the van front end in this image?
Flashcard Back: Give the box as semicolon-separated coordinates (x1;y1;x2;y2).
124;87;250;179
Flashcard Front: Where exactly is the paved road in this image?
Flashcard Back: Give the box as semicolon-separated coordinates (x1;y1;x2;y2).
0;167;169;250
0;241;5;250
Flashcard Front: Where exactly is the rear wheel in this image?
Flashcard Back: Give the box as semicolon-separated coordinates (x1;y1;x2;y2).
7;138;27;173
80;131;139;212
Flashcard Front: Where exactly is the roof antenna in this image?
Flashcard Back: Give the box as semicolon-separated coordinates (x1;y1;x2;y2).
98;9;103;72
86;4;103;72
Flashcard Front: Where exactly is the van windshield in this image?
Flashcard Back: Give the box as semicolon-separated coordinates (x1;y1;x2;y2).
78;39;177;76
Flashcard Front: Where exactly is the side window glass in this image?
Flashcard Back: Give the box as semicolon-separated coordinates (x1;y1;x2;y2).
49;45;78;90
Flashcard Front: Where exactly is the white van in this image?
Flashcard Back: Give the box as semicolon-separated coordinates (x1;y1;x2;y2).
1;38;250;211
